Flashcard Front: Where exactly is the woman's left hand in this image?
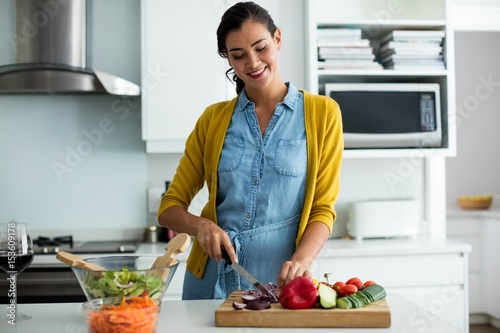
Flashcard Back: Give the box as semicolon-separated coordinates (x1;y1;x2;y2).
276;260;312;293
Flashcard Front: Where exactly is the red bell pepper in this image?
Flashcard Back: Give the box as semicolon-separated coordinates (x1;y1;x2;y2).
279;276;319;309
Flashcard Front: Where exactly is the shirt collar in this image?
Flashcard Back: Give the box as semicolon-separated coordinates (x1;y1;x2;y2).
235;82;300;112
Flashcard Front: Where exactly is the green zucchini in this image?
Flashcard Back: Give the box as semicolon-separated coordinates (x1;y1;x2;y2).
361;284;386;302
336;284;387;309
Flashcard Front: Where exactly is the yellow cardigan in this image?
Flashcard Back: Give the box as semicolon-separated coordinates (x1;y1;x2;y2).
158;90;343;279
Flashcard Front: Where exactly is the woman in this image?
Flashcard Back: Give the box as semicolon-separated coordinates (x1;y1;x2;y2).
158;1;343;300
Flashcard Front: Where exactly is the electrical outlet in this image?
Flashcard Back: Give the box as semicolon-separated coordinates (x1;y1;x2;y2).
147;188;164;214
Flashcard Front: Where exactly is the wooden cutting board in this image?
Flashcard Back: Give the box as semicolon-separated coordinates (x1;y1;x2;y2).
215;290;391;328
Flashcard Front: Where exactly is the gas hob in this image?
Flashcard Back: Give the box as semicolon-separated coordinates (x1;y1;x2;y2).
33;235;140;254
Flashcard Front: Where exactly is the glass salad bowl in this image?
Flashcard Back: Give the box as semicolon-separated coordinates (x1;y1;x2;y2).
83;296;160;333
71;255;179;301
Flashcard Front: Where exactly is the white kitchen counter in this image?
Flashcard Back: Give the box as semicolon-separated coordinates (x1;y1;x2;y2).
447;203;500;219
31;236;470;267
1;293;463;333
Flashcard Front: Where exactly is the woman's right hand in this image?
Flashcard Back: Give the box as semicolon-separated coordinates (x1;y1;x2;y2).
196;218;238;264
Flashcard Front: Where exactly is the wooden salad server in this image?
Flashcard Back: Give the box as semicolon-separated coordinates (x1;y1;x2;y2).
56;251;106;271
151;232;191;269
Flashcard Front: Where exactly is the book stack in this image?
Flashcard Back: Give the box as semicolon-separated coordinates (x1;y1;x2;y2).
380;30;446;70
317;28;382;70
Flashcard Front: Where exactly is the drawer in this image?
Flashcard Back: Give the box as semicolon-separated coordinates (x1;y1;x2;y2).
316;253;466;287
388;286;466;332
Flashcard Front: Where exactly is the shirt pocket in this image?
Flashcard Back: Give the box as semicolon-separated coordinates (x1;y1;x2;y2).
274;139;307;177
218;136;245;173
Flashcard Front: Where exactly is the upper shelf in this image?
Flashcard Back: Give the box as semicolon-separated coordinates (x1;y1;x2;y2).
317;69;449;77
309;0;448;23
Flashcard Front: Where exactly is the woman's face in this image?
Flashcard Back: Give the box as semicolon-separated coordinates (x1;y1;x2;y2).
225;20;282;93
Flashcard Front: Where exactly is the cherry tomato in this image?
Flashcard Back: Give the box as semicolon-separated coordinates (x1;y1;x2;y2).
345;277;363;290
362;280;376;288
332;281;345;292
338;284;358;296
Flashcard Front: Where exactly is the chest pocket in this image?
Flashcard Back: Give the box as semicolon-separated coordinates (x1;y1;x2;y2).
274;139;307;177
218;136;245;173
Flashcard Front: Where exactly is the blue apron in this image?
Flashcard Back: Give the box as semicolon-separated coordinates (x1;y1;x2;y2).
182;84;305;300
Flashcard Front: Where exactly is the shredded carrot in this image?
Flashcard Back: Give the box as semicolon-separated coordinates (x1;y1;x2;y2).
86;296;159;333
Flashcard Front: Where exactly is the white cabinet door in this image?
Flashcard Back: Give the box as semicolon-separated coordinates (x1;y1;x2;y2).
316;252;469;332
142;0;231;153
482;218;500;319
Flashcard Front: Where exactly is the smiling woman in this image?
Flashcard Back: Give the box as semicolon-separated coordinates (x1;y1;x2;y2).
157;1;344;301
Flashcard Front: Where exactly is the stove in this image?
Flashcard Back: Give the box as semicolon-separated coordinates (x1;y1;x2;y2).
0;235;143;304
33;235;140;254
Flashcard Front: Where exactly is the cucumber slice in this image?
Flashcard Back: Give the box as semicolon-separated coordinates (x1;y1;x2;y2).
336;297;350;309
351;293;368;307
347;294;364;308
357;290;373;304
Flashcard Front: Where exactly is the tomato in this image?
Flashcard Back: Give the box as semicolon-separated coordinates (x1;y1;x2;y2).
345;277;363;290
338;284;358;296
362;280;376;288
332;281;345;292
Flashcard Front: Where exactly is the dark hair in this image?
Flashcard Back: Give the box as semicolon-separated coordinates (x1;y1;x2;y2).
216;2;278;94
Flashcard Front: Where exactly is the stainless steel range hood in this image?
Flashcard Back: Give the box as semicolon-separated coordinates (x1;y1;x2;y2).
0;0;140;95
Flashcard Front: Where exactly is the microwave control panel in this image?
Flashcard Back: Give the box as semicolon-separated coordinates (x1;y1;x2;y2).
420;93;436;132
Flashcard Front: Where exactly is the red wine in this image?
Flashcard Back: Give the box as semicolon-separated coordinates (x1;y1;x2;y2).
0;252;34;274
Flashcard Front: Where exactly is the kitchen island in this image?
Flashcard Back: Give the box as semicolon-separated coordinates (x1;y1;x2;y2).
2;293;464;333
21;235;470;331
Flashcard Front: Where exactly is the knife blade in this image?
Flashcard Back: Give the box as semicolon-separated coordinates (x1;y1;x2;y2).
221;246;278;302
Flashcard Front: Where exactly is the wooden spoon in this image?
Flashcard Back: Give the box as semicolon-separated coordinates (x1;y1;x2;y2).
151;233;191;269
56;251;107;271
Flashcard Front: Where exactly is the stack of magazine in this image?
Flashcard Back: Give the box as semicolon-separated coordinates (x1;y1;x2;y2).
317;28;382;70
380;30;446;70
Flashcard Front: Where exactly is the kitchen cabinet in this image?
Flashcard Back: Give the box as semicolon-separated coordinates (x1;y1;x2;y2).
447;208;500;324
141;0;230;153
447;213;483;314
305;0;457;158
481;218;500;320
482;217;500;320
151;236;470;332
313;237;470;332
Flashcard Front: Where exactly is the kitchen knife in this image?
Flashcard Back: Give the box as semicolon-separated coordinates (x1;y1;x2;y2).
220;246;278;302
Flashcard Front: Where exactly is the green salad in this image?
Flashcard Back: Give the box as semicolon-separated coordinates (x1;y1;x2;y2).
82;267;165;299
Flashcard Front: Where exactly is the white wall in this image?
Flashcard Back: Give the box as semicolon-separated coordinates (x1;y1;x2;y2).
446;32;500;208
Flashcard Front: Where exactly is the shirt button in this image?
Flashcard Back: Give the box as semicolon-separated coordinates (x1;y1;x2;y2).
247;214;251;219
253;179;258;185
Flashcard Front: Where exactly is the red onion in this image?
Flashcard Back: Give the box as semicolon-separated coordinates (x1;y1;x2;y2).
232;301;246;310
245;300;271;310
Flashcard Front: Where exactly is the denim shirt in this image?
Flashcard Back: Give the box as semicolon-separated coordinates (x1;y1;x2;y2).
216;82;306;234
181;83;314;299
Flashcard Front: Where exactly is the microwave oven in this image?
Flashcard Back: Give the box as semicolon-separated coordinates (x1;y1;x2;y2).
325;83;442;148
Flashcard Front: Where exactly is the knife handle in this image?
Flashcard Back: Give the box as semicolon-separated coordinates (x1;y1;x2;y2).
220;246;232;265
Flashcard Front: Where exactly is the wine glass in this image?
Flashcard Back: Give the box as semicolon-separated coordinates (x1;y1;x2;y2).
0;222;34;321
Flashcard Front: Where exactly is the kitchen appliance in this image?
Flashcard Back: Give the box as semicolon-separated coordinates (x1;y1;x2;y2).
0;235;141;303
0;0;140;95
32;235;139;254
347;199;420;241
325;83;442;149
